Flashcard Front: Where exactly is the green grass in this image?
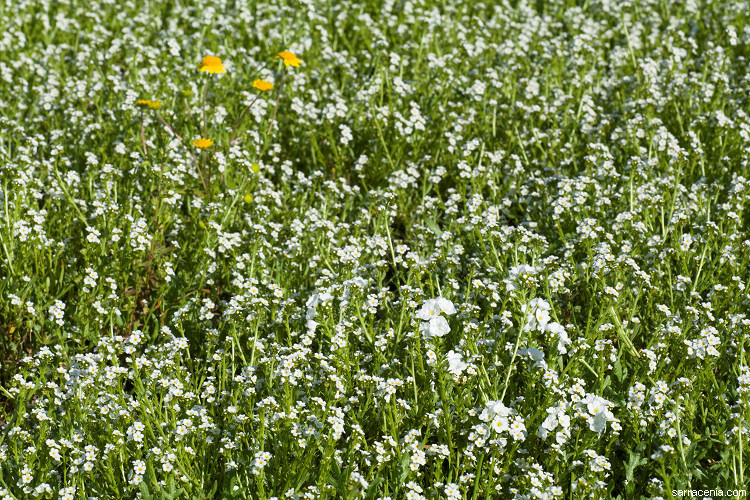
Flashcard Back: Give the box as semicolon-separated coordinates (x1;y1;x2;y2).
1;0;750;498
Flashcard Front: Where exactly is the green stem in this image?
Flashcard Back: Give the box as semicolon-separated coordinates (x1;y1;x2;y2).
500;302;528;403
53;166;89;228
140;115;148;160
201;76;210;136
230;93;262;144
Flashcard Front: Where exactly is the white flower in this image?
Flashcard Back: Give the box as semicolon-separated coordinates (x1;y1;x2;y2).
445;350;467;377
417;298;455;339
419;316;450;339
580;394;615;433
480;400;513;423
523;298;551;332
506;264;537;292
538;404;571;441
416;297;456;320
546;322;570;354
519;347;546;369
509;416;527;441
444;483;461;499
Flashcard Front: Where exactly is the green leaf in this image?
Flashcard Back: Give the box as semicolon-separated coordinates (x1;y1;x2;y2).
139;482;154;500
365;477;384;500
625;449;646;482
425;218;443;237
327;459;345;496
399;452;410;484
613;359;623;383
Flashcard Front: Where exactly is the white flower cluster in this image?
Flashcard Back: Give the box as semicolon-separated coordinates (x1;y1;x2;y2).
445;350;467;378
416;297;456;340
684;326;721;359
577;394;617;434
477;400;528;445
47;300;66;327
538;403;571;444
1;0;749;496
522;298;571;354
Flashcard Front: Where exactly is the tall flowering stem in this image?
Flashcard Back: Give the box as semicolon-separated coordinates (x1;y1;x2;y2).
265;67;286;138
139;114;148;160
256;69;287;161
202;149;210;201
154;111;208;195
182;92;195;121
500;293;528;404
229;94;262;145
201;76;210;136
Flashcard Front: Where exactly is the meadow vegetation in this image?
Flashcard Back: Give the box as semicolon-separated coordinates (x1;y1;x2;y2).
1;0;750;498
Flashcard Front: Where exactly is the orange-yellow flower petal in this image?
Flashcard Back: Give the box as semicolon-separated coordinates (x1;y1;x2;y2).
193;137;214;149
200;56;227;74
253;79;274;91
137;99;162;109
275;51;301;68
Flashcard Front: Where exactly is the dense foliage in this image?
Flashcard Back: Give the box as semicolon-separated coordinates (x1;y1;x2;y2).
1;0;750;498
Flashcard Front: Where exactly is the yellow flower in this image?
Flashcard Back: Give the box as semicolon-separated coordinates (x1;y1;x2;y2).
244;194;253;203
137;99;162;109
200;56;227;74
275;51;301;68
180;89;193;97
193;138;214;149
251;163;260;173
253;79;273;91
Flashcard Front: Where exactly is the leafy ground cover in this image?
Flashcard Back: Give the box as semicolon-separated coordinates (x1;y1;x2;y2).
1;0;750;498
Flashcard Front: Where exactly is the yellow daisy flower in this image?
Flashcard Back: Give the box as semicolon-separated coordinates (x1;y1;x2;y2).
253;79;274;91
275;51;301;68
193;138;214;149
136;99;163;109
200;56;227;74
